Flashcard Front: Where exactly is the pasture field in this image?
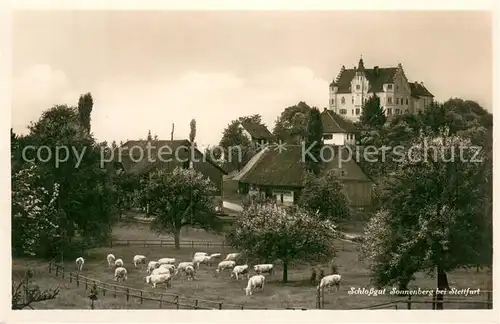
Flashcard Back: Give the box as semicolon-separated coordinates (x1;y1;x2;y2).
12;223;492;310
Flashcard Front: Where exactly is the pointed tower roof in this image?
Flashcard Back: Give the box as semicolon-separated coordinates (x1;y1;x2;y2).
357;56;365;71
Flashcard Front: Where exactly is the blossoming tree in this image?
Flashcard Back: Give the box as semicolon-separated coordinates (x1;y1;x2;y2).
226;203;338;282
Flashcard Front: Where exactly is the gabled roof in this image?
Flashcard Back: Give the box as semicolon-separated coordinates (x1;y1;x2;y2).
117;139;227;175
238;145;371;187
409;82;434;98
331;67;398;93
239;121;274;140
321;109;359;133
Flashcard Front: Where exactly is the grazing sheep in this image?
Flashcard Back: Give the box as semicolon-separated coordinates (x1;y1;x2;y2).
224;253;241;262
209;253;222;260
107;254;115;268
158;258;176;265
244;275;265;295
145;273;172;289
114;258;124;267
114;267;128;283
185;265;196;281
193;254;212;269
147;261;160;274
175;262;194;275
75;257;84;272
253;264;274;275
231;265;249;280
317;274;341;293
215;260;236;275
133;255;147;268
193;252;208;258
159;264;176;274
150;267;171;276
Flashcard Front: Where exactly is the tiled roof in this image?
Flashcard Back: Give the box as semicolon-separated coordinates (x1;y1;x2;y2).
238;145;371;187
239;121;274;140
331;67;398;93
117;139;227;175
321;109;359;133
409;82;434;98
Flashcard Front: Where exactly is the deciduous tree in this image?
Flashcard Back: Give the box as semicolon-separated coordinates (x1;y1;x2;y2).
304;107;323;175
273;101;311;144
226;203;337;282
360;94;386;129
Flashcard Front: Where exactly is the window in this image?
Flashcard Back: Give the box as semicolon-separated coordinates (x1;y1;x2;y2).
341;97;345;105
387;97;393;104
387;84;393;90
351;109;354;115
323;134;333;140
395;109;401;115
396;85;399;90
340;170;347;176
356;84;360;90
387;108;393;115
355;108;360;115
396;98;399;104
405;98;409;105
352;97;354;104
339;109;347;114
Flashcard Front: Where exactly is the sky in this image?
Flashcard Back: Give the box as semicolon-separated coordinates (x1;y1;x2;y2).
12;11;492;148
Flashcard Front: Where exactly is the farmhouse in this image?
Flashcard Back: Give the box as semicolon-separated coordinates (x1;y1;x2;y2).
117;139;227;197
238;121;274;149
321;108;359;146
233;144;372;208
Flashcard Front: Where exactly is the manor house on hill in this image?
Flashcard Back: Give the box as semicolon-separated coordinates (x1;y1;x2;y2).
329;58;434;121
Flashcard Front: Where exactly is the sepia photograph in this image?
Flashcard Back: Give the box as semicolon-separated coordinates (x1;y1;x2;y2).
7;4;495;319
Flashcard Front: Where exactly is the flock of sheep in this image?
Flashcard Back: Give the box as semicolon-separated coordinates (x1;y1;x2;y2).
74;252;341;297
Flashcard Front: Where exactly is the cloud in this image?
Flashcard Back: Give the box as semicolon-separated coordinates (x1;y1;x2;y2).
12;65;329;147
12;64;78;131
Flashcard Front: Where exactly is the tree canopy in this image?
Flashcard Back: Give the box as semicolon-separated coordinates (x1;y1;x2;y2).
273;101;312;144
226;203;338;282
360;94;386;129
218;119;254;172
304;107;323;175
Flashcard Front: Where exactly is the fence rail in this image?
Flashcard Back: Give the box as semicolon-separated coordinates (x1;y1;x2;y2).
47;259;278;310
109;239;228;249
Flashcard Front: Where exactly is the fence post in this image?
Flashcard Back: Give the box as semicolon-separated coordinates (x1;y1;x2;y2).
407;295;412;309
114;285;117;298
432;292;436;310
219;303;223;310
161;240;164;247
76;274;80;287
102;283;106;296
321;289;325;309
85;278;88;290
487;291;492;309
48;261;52;273
69;272;72;283
191;241;194;248
126;288;130;302
241;305;244;310
159;294;163;308
316;289;321;309
140;291;143;304
55;265;59;277
176;296;180;309
195;299;199;309
62;269;65;279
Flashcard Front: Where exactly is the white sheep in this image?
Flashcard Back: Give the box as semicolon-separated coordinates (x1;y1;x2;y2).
193;254;212;269
159;263;176;274
150;267;171;276
185;265;196;280
175;262;194;275
114;258;124;267
147;261;160;274
114;267;128;283
215;260;236;275
157;257;176;265
253;264;274;275
231;264;249;280
133;255;147;268
106;254;115;268
193;252;208;257
317;274;341;293
209;253;222;260
145;273;172;289
75;257;84;272
224;253;241;262
244;275;265;295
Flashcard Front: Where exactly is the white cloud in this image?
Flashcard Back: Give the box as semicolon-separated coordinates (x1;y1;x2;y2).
12;64;78;131
12;65;330;147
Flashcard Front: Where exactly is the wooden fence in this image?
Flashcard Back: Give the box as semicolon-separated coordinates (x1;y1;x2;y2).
109;239;228;249
47;260;296;310
316;288;493;310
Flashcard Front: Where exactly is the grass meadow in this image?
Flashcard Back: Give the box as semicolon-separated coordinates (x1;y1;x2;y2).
12;222;492;310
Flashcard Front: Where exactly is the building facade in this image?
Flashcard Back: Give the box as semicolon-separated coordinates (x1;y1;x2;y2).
329;58;434;122
321;108;358;146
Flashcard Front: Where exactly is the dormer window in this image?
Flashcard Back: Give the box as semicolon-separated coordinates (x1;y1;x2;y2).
387;84;393;90
341;97;346;105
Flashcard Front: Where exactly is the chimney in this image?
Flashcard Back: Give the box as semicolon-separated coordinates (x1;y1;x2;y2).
374;66;379;76
323;107;328;112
